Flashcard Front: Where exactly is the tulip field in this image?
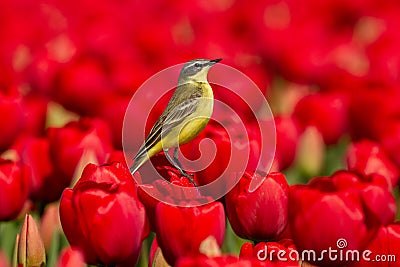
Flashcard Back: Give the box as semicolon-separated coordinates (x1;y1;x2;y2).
1;0;400;266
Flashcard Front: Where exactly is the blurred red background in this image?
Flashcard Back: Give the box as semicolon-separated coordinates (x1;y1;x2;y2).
1;1;400;266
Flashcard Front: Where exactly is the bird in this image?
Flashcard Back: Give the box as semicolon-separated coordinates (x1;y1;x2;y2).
130;58;222;184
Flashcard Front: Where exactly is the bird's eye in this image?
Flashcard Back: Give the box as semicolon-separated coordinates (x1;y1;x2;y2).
194;63;200;68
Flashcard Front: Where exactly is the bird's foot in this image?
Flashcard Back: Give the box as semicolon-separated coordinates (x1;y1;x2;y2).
180;169;198;187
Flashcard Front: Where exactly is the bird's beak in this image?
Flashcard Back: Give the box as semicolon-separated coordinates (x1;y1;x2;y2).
209;58;222;65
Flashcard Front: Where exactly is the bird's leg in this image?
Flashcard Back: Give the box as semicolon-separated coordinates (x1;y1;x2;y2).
173;147;183;169
164;148;197;186
173;147;196;182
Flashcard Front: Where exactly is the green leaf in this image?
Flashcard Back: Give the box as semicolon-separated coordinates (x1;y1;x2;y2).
221;220;247;255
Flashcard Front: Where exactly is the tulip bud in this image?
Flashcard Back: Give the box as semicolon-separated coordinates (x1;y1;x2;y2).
45;102;79;128
152;250;171;267
199;236;221;258
40;203;62;250
17;214;46;267
296;126;324;177
269;83;310;116
70;144;99;187
149;239;171;267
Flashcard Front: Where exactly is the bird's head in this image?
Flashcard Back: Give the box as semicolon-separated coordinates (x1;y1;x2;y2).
178;58;222;84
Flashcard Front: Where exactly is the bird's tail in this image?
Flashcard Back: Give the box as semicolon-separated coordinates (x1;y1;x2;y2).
129;153;149;175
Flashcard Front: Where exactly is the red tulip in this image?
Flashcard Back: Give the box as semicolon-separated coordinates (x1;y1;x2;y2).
181;119;259;186
148;238;159;267
25;51;63;96
244;121;264;172
0;159;29;221
225;171;289;241
240;239;298;266
51;55;113;116
56;247;86;267
346;140;399;189
289;170;394;266
255;0;391;87
348;88;400;141
175;255;245;267
137;153;201;231
0;88;24;151
176;255;291;267
274;116;301;170
20;95;48;137
293;92;348;145
380;120;400;170
48;117;113;179
155;201;225;265
366;13;400;87
106;150;130;170
180;120;231;186
137;168;199;230
144;152;198;185
350;223;400;267
212;84;262;122
332;171;396;226
60;162;148;266
15;136;68;202
97;95;130;149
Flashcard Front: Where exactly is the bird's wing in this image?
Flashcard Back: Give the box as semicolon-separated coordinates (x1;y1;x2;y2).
133;90;201;161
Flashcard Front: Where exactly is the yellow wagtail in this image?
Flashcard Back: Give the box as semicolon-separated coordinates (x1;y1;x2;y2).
130;58;222;184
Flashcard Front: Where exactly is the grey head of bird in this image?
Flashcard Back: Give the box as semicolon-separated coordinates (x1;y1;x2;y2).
178;58;222;84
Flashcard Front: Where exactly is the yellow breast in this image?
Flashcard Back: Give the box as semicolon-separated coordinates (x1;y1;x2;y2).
163;82;214;147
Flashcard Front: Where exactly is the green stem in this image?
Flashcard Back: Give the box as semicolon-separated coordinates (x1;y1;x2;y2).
47;230;61;267
0;221;21;266
138;237;149;267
